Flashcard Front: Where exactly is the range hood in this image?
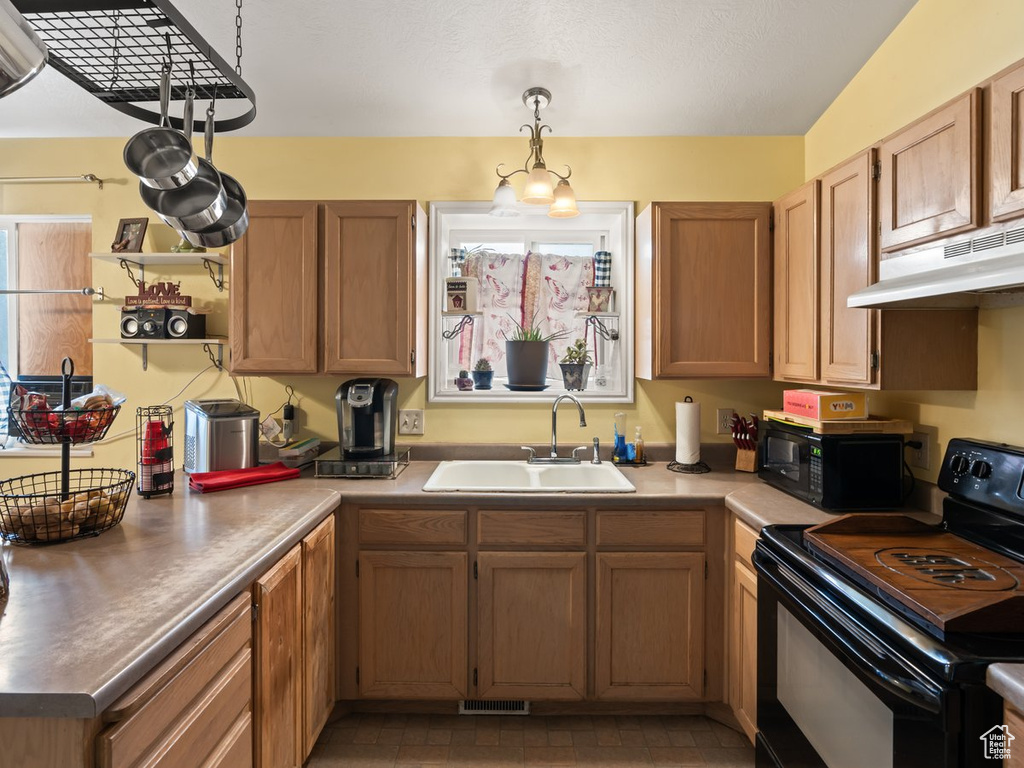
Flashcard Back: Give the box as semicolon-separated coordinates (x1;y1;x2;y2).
847;223;1024;309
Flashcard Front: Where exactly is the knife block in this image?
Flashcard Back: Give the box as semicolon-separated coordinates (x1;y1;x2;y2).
735;447;758;473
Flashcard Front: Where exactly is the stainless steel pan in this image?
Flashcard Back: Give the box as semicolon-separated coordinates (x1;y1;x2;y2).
124;66;198;190
184;172;248;248
0;0;46;99
183;104;249;247
141;106;226;231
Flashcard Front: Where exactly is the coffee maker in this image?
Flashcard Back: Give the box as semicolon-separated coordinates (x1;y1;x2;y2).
336;378;399;459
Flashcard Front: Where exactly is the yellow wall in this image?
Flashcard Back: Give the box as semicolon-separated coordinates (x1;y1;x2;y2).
0;136;802;473
805;0;1024;480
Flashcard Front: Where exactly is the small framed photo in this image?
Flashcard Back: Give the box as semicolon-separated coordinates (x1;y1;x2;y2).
112;218;148;253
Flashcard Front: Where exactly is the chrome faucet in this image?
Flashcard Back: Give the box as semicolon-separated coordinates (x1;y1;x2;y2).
521;394;589;464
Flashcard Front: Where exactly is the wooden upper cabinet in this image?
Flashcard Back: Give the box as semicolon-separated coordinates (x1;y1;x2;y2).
773;181;819;382
476;552;586;701
990;62;1024;222
231;200;426;376
636;202;772;378
819;151;876;387
878;89;981;253
323;201;426;376
230;201;319;374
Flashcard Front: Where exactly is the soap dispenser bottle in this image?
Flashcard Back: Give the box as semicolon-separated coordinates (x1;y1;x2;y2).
634;426;645;463
613;412;627;461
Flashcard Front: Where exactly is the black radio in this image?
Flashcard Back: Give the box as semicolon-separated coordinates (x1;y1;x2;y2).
120;308;207;339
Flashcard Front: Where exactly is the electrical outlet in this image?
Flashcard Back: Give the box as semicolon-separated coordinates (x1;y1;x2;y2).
908;431;930;471
399;409;424;435
716;408;735;435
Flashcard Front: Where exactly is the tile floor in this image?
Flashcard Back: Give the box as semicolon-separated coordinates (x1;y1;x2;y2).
305;713;754;767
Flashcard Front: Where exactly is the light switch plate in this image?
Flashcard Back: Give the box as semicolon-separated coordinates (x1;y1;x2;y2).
399;409;424;435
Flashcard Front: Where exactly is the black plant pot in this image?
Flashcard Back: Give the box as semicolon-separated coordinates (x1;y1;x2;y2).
505;340;549;387
472;370;494;390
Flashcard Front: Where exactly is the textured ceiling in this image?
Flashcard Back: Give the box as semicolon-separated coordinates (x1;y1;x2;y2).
0;0;916;138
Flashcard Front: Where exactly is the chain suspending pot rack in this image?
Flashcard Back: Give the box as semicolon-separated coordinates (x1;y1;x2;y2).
12;0;255;132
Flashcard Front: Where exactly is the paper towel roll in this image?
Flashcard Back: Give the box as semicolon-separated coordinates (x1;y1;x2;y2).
676;400;701;464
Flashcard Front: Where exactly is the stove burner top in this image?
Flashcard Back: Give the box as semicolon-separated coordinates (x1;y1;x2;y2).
802;515;1024;634
876;547;1018;591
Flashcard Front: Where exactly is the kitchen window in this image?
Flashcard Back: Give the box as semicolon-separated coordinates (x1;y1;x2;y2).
428;202;634;403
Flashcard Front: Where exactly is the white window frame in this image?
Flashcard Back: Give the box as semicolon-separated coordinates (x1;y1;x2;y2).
428;201;635;403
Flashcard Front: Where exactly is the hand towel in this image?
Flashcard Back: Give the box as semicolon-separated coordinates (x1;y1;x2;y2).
188;462;300;493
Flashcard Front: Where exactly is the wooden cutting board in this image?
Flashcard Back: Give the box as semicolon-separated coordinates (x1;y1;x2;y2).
804;515;1024;634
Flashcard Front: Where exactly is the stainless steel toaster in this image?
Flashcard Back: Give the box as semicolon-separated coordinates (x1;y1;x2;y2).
183;399;260;474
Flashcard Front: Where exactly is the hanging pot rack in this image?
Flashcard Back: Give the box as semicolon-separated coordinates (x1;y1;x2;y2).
12;0;256;132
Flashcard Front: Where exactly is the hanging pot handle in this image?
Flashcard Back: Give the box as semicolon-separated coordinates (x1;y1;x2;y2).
204;104;215;163
182;85;195;146
158;62;171;129
182;60;196;146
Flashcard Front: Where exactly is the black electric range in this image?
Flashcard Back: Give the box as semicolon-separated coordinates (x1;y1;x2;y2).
754;438;1024;768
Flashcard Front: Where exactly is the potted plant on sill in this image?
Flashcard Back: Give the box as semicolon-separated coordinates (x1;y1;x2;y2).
472;358;494;390
455;369;474;391
559;338;593;391
502;312;568;389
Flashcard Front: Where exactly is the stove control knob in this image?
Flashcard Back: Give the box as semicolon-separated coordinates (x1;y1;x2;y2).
949;455;971;474
970;460;992;479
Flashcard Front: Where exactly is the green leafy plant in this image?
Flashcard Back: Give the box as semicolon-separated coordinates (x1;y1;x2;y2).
458;369;470;378
561;338;593;365
501;312;569;343
473;358;492;372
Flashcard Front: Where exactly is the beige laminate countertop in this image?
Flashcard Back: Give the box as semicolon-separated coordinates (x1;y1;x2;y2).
0;460;934;719
988;665;1024;714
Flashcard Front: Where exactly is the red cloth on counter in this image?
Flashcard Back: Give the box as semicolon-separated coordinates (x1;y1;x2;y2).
188;462;300;493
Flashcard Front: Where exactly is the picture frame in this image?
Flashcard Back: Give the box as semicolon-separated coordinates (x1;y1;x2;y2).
111;218;148;253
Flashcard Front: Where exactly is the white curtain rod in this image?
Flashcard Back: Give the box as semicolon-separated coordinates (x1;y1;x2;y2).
0;174;104;189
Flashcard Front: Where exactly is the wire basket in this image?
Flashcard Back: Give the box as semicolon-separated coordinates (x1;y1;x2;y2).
7;405;121;445
0;468;135;544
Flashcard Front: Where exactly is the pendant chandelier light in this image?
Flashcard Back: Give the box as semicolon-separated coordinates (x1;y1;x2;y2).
490;86;578;218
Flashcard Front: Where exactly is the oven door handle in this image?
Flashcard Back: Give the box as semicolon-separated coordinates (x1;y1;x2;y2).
768;562;945;713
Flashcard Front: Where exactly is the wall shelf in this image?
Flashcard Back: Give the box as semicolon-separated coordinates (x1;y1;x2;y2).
90;338;225;371
90;252;227;292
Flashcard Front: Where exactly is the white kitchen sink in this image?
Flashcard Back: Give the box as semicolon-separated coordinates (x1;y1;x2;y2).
422;460;636;493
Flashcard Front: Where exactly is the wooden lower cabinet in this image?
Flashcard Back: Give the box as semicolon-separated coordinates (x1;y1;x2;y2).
730;559;758;743
253;545;303;768
1004;703;1024;768
342;505;717;706
357;550;468;699
476;552;586;700
253;514;337;768
96;592;253;768
594;552;706;701
302;515;336;757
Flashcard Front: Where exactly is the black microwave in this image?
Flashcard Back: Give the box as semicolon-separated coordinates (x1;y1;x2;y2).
757;419;905;510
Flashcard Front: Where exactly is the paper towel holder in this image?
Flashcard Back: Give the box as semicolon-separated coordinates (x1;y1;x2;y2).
667;396;711;474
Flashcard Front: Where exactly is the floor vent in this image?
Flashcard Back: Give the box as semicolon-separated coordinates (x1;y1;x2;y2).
458;700;530;715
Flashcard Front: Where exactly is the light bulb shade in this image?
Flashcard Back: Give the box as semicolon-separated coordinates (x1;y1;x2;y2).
548;179;579;218
489;179;519;217
522;163;555;205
